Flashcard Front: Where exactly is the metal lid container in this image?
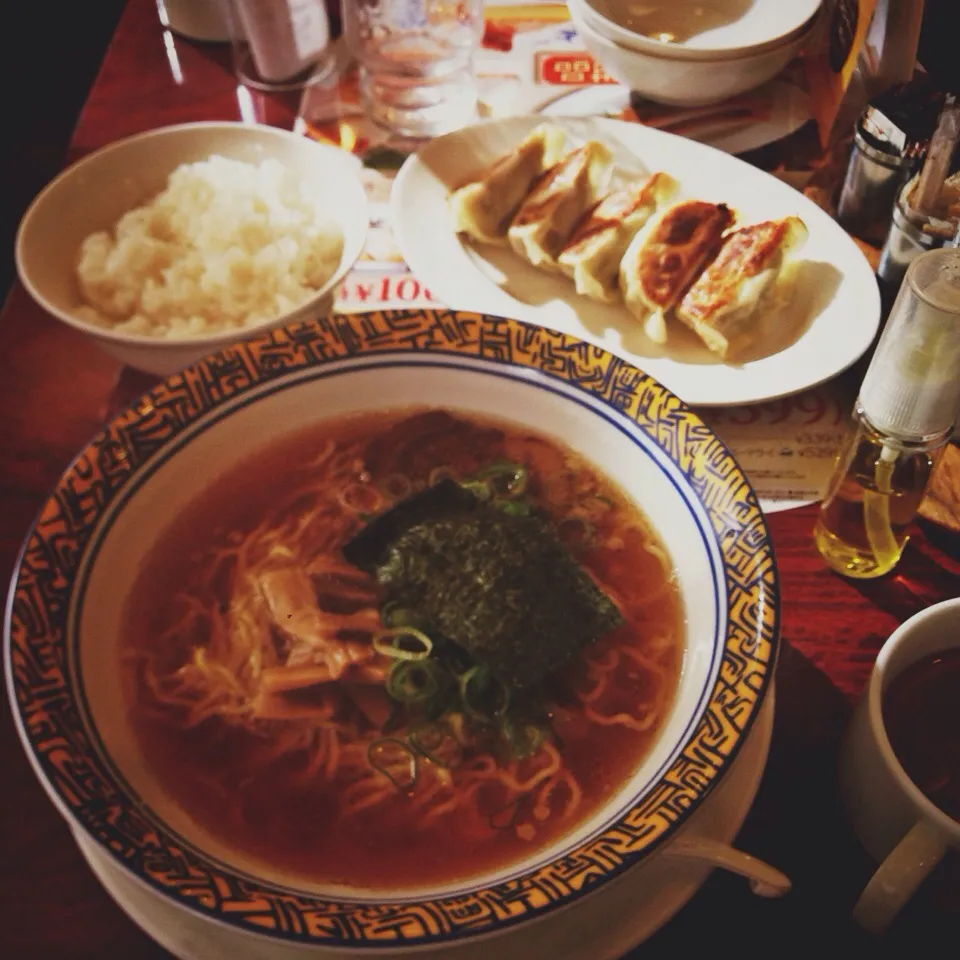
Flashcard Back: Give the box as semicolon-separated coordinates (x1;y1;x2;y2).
877;177;957;290
836;123;920;247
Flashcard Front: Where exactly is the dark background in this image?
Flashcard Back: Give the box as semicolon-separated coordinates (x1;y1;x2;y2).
1;0;958;306
1;0;124;304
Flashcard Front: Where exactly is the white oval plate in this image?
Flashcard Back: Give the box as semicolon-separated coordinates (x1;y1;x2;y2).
391;116;880;407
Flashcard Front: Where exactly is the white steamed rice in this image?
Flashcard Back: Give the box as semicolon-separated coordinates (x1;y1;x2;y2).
75;155;343;339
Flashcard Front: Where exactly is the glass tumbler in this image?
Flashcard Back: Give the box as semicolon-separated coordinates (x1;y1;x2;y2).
343;0;484;139
225;0;336;92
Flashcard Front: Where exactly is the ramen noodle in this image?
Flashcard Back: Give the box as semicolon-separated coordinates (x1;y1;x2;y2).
122;409;683;887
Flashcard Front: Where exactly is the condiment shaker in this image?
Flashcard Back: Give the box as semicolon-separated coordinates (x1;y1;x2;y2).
836;105;923;247
814;248;960;579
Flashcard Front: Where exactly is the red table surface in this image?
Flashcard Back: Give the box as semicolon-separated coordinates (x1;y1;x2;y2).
2;2;958;958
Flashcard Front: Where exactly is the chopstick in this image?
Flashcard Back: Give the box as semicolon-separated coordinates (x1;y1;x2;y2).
622;102;772;139
910;95;960;217
625;93;773;134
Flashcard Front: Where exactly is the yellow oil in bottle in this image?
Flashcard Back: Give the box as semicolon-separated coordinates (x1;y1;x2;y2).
818;248;960;577
814;417;942;579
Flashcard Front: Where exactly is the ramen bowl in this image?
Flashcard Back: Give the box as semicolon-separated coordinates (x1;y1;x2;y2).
5;310;781;957
14;121;368;376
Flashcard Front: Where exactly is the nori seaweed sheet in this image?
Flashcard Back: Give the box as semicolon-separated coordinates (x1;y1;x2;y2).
342;480;480;573
343;483;623;689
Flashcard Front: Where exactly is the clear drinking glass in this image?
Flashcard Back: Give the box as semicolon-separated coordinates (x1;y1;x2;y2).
343;0;484;139
225;0;336;92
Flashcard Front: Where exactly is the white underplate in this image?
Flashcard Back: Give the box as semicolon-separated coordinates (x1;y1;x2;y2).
390;116;880;407
540;78;811;157
71;689;775;960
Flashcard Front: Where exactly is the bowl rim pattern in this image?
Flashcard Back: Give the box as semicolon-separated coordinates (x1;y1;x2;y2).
4;308;779;947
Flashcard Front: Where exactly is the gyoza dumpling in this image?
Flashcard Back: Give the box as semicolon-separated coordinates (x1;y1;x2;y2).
507;141;614;272
557;172;677;303
448;124;567;245
676;216;808;357
619;199;735;343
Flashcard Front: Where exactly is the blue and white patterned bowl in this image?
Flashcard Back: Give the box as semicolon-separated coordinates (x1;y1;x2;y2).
5;309;779;954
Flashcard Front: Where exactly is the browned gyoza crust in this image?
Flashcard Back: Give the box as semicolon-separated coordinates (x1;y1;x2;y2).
558;172;677;303
562;177;665;254
630;200;734;311
675;215;808;357
678;219;793;326
508;141;614;269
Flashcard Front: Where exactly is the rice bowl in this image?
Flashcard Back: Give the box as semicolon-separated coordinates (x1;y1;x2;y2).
76;155;345;339
15;122;369;375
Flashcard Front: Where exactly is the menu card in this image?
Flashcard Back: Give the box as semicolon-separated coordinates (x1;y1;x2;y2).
296;3;851;514
699;385;853;514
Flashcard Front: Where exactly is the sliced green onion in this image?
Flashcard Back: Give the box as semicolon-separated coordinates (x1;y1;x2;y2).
460;480;492;501
410;722;463;770
374;627;433;661
380;603;427;631
380;601;403;627
368;738;418;791
476;461;528;498
525;724;547;754
459;664;490;718
496;500;532;517
499;711;517;751
459;664;509;720
387;659;445;704
504;721;547;759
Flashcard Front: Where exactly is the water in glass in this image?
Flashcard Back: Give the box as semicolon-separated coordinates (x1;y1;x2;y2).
345;0;484;138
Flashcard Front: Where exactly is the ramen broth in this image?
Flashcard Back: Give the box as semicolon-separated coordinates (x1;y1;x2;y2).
122;410;683;887
591;0;754;44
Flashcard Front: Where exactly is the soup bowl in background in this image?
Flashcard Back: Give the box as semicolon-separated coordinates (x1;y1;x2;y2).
568;2;817;108
5;309;782;957
572;0;822;61
14;121;369;377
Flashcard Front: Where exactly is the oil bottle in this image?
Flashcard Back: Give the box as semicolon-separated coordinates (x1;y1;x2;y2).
814;248;960;578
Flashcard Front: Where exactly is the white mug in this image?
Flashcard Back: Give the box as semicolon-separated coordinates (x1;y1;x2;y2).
840;596;960;935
